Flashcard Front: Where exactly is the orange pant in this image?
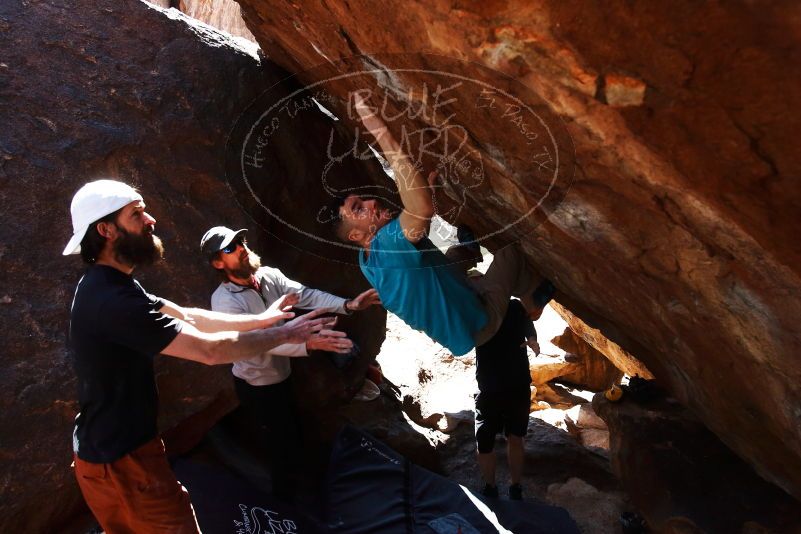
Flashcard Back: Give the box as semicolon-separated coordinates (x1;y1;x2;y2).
73;438;200;534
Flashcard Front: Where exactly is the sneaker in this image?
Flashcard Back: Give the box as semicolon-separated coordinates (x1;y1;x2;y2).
481;483;499;498
509;483;523;500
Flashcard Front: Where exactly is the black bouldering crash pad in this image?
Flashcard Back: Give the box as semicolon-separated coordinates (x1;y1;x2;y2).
173;457;327;533
326;425;580;533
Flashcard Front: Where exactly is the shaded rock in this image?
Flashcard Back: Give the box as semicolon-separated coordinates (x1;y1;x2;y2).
552;327;625;391
564;403;610;451
331;387;445;474
235;0;801;498
546;478;628;534
524;418;617;492
0;1;384;531
569;403;607;431
578;428;610;451
593;393;801;533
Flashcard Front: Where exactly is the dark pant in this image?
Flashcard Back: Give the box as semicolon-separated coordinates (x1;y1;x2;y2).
474;389;530;453
233;376;302;499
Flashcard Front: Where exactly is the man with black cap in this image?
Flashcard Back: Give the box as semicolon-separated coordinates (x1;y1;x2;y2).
200;225;381;500
65;180;342;534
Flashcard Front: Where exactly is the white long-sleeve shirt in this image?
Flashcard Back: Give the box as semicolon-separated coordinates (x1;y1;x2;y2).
210;266;348;386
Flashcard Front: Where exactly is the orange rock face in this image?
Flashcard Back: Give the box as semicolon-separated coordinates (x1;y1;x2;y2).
551;327;625;391
234;0;801;500
551;302;654;380
179;0;255;41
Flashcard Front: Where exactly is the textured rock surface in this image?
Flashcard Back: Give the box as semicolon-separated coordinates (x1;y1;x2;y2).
546;478;628;534
0;1;384;530
551;302;654;380
552;327;624;390
529;353;581;385
148;0;255;41
179;0;255;41
235;0;801;498
594;393;801;533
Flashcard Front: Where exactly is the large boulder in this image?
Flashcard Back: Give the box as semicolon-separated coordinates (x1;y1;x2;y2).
551;327;624;391
551;302;654;380
233;0;801;499
0;1;384;530
593;392;801;533
546;478;629;534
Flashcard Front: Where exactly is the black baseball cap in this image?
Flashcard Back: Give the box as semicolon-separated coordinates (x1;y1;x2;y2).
200;226;247;260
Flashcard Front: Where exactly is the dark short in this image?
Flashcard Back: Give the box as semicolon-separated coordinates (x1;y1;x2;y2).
474;389;530;453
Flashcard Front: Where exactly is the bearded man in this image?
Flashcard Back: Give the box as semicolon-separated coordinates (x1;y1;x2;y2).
65;180;343;534
200;225;381;500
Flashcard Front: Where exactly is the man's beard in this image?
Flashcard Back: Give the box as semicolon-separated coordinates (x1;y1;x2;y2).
228;249;261;280
113;225;164;267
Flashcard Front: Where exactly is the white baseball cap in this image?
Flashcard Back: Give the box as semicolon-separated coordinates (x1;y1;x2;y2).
62;180;143;255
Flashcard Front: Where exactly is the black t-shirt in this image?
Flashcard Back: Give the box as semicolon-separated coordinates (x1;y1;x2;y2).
475;299;534;393
69;265;182;463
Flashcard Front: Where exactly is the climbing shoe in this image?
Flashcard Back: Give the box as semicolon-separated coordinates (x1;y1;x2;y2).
481;483;499;498
509;483;523;501
456;225;482;255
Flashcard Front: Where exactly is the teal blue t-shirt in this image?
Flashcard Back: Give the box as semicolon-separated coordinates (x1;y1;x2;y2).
359;218;488;356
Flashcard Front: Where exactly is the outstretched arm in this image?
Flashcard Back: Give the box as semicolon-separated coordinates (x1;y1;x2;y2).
161;308;337;365
159;293;298;333
354;94;434;242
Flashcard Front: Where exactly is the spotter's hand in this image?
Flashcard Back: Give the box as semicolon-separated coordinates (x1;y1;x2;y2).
346;288;382;312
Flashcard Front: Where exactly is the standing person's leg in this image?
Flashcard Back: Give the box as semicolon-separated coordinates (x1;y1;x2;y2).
234;377;299;500
507;435;524;486
475;392;501;497
74;457;137;534
234;377;273;457
75;438;201;534
503;389;530;501
477;452;497;491
121;439;201;533
263;378;303;501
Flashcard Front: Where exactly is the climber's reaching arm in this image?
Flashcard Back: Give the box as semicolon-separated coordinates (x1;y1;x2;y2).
354;94;434;243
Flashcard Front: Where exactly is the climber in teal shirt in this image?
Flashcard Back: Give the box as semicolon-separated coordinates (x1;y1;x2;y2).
360;217;487;355
331;94;544;356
